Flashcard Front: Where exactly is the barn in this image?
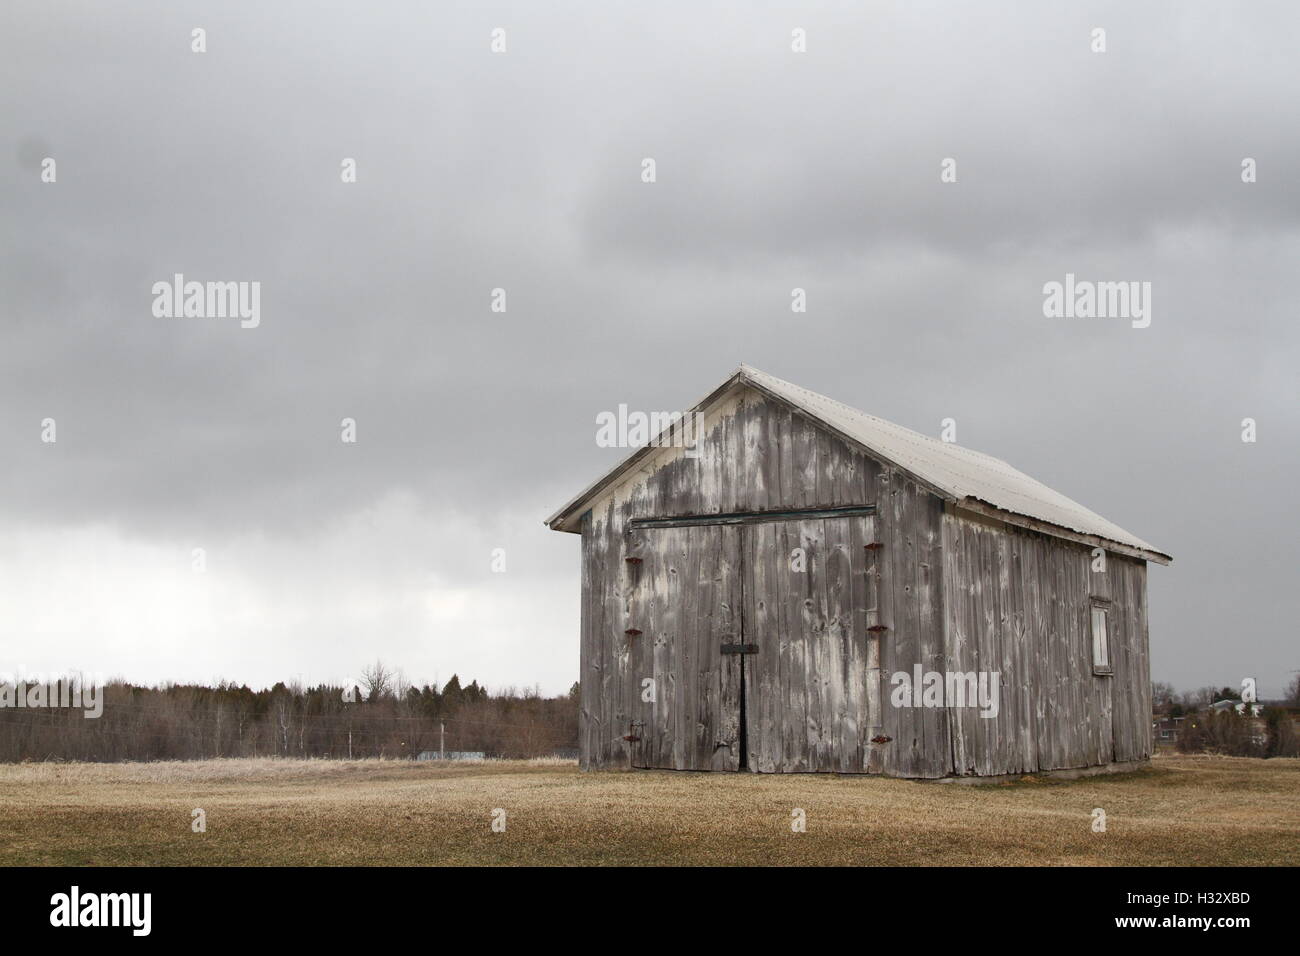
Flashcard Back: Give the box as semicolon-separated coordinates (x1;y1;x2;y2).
546;366;1171;778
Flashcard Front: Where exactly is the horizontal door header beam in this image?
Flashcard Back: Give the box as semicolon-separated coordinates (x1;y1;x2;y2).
628;505;876;531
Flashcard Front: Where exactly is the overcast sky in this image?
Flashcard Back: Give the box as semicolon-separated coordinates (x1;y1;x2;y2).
2;2;1297;697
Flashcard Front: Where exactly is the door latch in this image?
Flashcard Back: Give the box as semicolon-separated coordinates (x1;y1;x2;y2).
720;643;758;655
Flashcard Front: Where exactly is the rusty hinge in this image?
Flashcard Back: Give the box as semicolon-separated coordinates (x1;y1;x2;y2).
867;625;888;634
624;628;643;637
625;556;643;565
720;643;758;655
871;735;892;744
864;542;884;551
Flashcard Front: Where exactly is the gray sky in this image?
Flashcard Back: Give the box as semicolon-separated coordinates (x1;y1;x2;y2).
2;2;1297;697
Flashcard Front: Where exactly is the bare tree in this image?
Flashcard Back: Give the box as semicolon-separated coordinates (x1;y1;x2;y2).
214;701;224;758
361;660;394;701
273;695;292;755
1286;673;1300;707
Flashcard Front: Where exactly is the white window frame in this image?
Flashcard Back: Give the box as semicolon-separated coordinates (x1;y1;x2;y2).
1090;600;1112;676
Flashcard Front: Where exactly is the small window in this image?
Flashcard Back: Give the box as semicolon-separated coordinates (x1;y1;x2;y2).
1091;603;1112;676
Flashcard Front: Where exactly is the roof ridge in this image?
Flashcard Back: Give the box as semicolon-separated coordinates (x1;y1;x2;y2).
741;365;1009;464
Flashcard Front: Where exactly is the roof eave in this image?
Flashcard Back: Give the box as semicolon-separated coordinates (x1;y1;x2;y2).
737;375;959;506
953;498;1171;565
543;368;753;533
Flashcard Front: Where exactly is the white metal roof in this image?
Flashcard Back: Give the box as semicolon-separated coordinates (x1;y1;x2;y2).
547;365;1170;563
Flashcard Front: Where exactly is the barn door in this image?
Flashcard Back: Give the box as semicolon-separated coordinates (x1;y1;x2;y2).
742;515;880;773
626;523;742;770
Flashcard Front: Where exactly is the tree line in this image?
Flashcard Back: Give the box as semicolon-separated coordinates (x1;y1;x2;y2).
0;662;579;762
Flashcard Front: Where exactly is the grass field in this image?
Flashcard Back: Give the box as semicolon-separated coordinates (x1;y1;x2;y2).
1;754;1296;866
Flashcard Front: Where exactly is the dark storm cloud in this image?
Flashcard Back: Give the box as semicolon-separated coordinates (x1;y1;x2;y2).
1;1;1297;693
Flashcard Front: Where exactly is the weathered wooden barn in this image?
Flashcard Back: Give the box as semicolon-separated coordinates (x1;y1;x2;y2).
546;366;1170;778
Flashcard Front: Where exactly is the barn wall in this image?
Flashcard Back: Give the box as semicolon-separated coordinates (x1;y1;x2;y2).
577;387;1151;776
578;386;952;774
941;511;1151;776
877;475;950;777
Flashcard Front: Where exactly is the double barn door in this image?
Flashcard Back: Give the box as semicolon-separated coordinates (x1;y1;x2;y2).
624;510;882;773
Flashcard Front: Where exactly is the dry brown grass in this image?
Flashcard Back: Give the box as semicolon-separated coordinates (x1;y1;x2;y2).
0;753;1295;866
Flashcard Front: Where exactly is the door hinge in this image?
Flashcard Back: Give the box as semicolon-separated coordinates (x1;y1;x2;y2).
720;643;758;655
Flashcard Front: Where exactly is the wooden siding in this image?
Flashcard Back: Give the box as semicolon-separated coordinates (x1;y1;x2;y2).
941;511;1151;775
626;523;742;771
580;387;895;770
743;514;877;772
576;385;1151;776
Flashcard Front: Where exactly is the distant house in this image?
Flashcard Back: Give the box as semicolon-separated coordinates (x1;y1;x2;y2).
1211;699;1263;716
1152;715;1186;744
